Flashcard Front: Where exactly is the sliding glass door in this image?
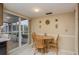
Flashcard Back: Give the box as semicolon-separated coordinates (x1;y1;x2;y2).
2;20;19;51
2;13;29;51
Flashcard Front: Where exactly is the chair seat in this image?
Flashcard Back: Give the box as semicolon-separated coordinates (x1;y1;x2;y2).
35;44;45;48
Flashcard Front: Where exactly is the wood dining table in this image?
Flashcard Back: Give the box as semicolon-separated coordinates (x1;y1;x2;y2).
32;33;59;54
36;35;55;53
36;35;54;40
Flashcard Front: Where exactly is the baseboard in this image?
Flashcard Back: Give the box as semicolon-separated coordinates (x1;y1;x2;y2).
59;49;77;55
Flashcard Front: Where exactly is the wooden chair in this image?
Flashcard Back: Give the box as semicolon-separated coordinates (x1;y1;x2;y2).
53;34;59;54
48;35;59;55
32;32;36;42
32;32;37;54
32;33;46;54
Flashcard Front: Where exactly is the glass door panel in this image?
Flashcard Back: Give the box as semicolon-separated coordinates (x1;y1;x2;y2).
2;13;19;51
20;19;29;46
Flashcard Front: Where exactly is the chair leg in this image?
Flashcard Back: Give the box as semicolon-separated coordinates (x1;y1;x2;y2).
34;52;36;55
56;47;59;55
33;47;37;55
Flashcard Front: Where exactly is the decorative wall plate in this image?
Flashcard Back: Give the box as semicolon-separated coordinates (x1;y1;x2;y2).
45;20;50;25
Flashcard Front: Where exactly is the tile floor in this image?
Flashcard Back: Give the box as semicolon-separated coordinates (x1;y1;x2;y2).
8;44;75;55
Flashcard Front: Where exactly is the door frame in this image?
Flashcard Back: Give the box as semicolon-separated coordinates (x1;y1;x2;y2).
4;9;30;48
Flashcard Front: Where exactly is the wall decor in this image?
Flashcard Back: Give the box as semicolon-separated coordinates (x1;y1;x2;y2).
39;20;41;23
45;20;50;25
55;24;58;29
55;19;58;22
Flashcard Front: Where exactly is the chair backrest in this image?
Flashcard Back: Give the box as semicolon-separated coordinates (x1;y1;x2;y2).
57;34;59;41
32;33;45;48
32;32;36;42
34;36;45;48
56;34;59;45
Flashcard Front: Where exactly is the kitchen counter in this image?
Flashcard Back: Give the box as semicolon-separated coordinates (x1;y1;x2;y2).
0;38;10;42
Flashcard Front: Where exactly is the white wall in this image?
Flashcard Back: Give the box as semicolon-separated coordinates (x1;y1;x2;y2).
31;12;75;52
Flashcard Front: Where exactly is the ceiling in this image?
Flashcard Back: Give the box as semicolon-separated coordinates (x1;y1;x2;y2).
4;3;76;18
4;13;19;23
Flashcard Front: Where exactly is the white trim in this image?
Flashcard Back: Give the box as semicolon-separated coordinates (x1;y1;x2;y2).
31;33;75;38
60;35;75;38
59;49;77;55
19;17;22;47
28;20;30;44
74;4;78;54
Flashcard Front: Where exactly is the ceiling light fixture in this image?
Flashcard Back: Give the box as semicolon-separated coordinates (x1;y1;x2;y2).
34;8;40;12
